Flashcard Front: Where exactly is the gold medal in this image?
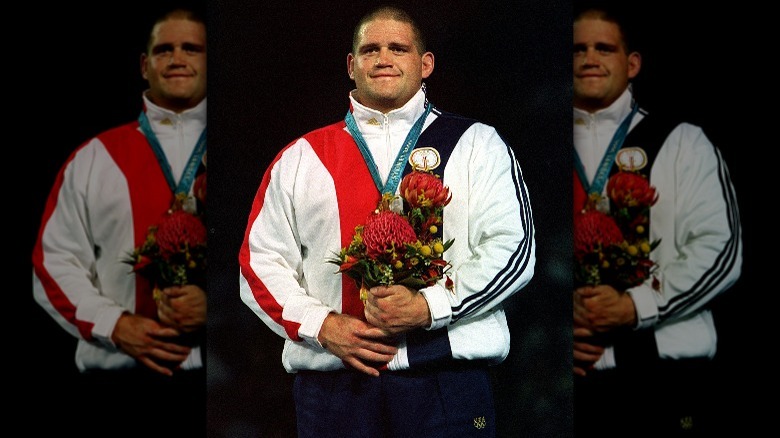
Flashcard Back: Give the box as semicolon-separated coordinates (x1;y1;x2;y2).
409;147;441;171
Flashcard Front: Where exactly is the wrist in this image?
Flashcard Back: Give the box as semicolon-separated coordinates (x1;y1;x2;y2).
416;292;433;328
621;293;638;327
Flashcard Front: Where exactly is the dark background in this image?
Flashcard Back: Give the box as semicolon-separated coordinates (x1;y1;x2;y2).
25;1;763;436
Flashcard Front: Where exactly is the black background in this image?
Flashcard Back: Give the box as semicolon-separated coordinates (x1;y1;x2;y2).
25;1;763;436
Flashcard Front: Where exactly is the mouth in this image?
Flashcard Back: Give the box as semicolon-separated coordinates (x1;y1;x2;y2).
576;74;605;80
370;70;399;79
164;73;194;80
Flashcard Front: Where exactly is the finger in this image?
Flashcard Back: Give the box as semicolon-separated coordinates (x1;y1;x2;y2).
150;326;182;338
344;358;381;377
573;366;587;377
368;285;393;298
573;350;601;364
573;336;603;349
361;341;398;357
162;285;186;297
353;331;398;353
573;327;594;338
356;347;396;364
153;340;193;355
575;286;599;298
149;346;191;365
358;327;398;343
139;357;174;376
573;311;591;329
573;341;604;355
573;343;603;361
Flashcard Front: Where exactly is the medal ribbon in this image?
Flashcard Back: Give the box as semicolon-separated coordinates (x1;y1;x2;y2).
574;101;639;195
345;102;432;195
138;111;207;195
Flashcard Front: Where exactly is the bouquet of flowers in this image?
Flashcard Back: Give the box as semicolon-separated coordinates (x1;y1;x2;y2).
330;169;455;300
125;173;207;294
574;170;660;291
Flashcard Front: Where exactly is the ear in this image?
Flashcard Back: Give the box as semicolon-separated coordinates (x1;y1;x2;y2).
347;53;355;80
421;52;434;79
627;51;641;80
140;53;149;80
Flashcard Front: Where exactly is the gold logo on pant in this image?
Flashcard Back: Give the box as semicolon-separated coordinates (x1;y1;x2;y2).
473;416;487;429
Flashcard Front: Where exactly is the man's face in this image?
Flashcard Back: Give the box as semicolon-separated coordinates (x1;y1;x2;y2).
141;18;206;112
573;17;640;112
347;18;433;113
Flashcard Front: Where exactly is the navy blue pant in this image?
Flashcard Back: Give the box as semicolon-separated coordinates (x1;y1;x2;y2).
294;364;496;438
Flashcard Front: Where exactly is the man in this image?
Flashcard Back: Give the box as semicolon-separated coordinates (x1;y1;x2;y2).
32;7;206;435
239;5;535;437
571;2;742;436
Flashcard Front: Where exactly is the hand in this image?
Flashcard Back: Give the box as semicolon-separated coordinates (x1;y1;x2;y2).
317;313;398;377
573;285;636;333
156;285;206;333
111;313;192;376
363;285;432;336
573;326;604;377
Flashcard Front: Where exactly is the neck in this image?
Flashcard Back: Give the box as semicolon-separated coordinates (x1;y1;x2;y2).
146;93;202;114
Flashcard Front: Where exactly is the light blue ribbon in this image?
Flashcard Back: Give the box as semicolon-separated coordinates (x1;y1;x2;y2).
345;102;432;195
138;111;206;195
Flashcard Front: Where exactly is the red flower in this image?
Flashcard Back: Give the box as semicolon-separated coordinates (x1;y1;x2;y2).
362;210;418;259
607;171;658;209
330;170;454;293
574;210;623;258
400;170;452;209
155;210;207;259
338;255;359;272
133;255;153;272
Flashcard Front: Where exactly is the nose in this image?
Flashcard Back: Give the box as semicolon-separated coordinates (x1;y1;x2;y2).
168;48;186;66
375;48;392;67
579;47;597;67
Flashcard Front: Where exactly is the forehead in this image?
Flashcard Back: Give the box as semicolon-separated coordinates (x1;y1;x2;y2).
150;18;206;47
356;18;416;48
573;17;623;47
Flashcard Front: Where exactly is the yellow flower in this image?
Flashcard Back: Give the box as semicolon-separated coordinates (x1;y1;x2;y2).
640;242;651;254
429;225;438;234
433;242;444;254
420;245;432;257
627;245;638;256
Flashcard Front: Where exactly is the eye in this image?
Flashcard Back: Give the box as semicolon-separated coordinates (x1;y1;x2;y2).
151;44;174;56
389;45;409;55
594;43;618;55
182;43;205;56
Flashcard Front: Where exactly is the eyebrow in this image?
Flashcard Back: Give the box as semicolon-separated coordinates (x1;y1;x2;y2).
358;41;413;53
182;42;205;52
572;42;620;52
151;42;205;54
595;42;619;52
151;43;175;54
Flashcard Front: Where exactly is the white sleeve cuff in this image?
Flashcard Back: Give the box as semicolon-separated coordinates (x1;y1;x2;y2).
420;284;452;331
296;305;334;349
90;305;127;348
627;284;659;330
